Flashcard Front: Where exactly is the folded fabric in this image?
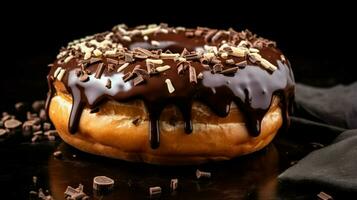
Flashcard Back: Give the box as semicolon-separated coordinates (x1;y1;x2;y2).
278;82;357;196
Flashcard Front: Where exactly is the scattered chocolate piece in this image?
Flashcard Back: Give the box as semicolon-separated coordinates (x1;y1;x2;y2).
0;129;8;137
39;109;47;121
317;191;333;200
170;179;178;191
31;135;40;143
196;169;211;179
53;151;62;158
15;102;25;112
95;63;105;79
64;184;88;200
93;176;114;192
197;72;204;79
149;186;162;196
4;119;22;129
32;100;45;113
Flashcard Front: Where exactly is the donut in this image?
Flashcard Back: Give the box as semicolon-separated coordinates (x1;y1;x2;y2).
46;23;295;165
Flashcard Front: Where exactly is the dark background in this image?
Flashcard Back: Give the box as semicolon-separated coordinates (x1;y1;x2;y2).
1;2;355;110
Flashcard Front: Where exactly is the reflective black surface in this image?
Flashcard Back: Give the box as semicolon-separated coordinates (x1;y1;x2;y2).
0;127;329;200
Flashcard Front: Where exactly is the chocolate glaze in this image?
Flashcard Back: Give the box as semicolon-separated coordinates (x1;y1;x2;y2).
47;25;295;149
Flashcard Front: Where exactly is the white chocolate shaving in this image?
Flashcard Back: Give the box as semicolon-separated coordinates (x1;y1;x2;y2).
230;47;248;57
64;55;74;63
104;49;117;56
143;35;149;41
156;65;171;72
57;69;66;81
165;79;175;93
122;36;132;42
203;52;215;60
141;26;160;35
84;51;91;60
146;59;163;65
160;53;180;59
249;48;260;53
220;52;228;59
93;49;102;56
260;59;277;71
117;63;130;72
151;40;160;46
53;67;62;78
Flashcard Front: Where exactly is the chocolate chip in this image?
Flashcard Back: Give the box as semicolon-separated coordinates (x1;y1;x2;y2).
123;72;134;82
4;119;22;129
89;57;102;65
42;122;51;131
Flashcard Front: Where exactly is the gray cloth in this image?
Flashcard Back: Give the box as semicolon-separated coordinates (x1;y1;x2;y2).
279;82;357;194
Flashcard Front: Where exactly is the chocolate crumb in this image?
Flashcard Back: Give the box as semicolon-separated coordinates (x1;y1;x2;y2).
106;79;112;89
0;129;8;137
132;117;142;126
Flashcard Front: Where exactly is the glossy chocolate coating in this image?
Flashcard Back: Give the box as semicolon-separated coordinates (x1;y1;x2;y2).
46;25;295;149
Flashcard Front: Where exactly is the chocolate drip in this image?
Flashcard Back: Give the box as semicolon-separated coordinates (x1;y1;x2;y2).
47;25;295;149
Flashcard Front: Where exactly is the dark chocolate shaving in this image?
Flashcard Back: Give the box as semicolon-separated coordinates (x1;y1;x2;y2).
95;63;105;79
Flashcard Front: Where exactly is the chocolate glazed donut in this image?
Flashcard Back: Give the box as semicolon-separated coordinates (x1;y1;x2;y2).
46;24;294;162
